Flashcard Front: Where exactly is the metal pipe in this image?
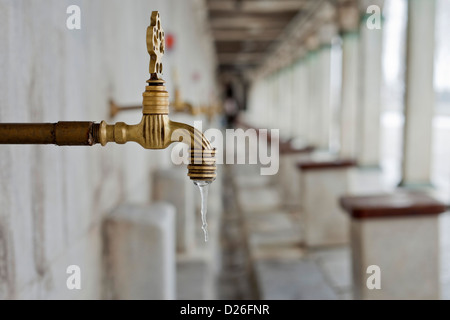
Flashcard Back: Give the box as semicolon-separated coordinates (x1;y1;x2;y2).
0;122;99;146
109;100;141;118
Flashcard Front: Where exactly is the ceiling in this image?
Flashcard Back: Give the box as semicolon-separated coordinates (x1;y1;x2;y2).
205;0;311;76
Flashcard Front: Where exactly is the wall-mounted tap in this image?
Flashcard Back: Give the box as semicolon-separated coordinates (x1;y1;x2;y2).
109;100;141;118
109;86;195;118
0;11;216;183
110;68;197;118
171;75;195;114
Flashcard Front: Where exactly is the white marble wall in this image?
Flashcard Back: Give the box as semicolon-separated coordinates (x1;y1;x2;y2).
0;0;216;299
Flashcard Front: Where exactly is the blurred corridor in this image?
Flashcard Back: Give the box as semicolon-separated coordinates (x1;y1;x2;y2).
0;0;450;300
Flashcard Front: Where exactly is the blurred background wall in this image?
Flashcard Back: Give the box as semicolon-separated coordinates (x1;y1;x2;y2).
0;0;216;299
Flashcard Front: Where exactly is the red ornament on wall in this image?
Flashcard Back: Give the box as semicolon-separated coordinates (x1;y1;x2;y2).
166;33;175;51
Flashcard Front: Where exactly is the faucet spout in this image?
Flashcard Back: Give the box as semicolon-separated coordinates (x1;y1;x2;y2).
168;120;216;182
169;120;213;150
97;79;216;182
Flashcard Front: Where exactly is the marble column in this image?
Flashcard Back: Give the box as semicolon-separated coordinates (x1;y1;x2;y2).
401;0;436;186
317;21;338;150
279;67;292;139
305;34;320;147
272;72;281;130
338;0;360;159
285;66;294;139
292;49;309;142
290;61;300;139
261;78;269;129
358;0;385;168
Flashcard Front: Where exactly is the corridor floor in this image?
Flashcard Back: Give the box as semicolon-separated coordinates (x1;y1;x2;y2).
218;162;450;300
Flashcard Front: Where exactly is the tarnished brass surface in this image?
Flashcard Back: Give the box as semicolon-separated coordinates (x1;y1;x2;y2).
109;87;201;117
99;83;216;182
0;122;98;146
143;80;170;114
109;90;195;117
0;11;216;182
147;11;165;75
103;86;212;148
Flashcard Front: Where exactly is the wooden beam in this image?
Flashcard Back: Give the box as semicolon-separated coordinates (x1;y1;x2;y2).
219;67;258;76
212;29;282;41
208;0;306;13
210;16;287;29
217;53;265;64
215;41;271;54
253;0;324;77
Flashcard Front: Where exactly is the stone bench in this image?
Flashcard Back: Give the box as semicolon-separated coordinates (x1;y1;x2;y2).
153;168;195;254
103;203;176;300
297;159;356;247
276;145;314;211
340;191;447;300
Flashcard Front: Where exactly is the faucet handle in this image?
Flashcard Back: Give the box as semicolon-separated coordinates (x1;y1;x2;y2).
147;11;165;75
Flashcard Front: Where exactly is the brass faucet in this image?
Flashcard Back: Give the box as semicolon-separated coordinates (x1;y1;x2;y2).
110;70;196;118
171;84;194;114
109;85;195;118
0;11;216;183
